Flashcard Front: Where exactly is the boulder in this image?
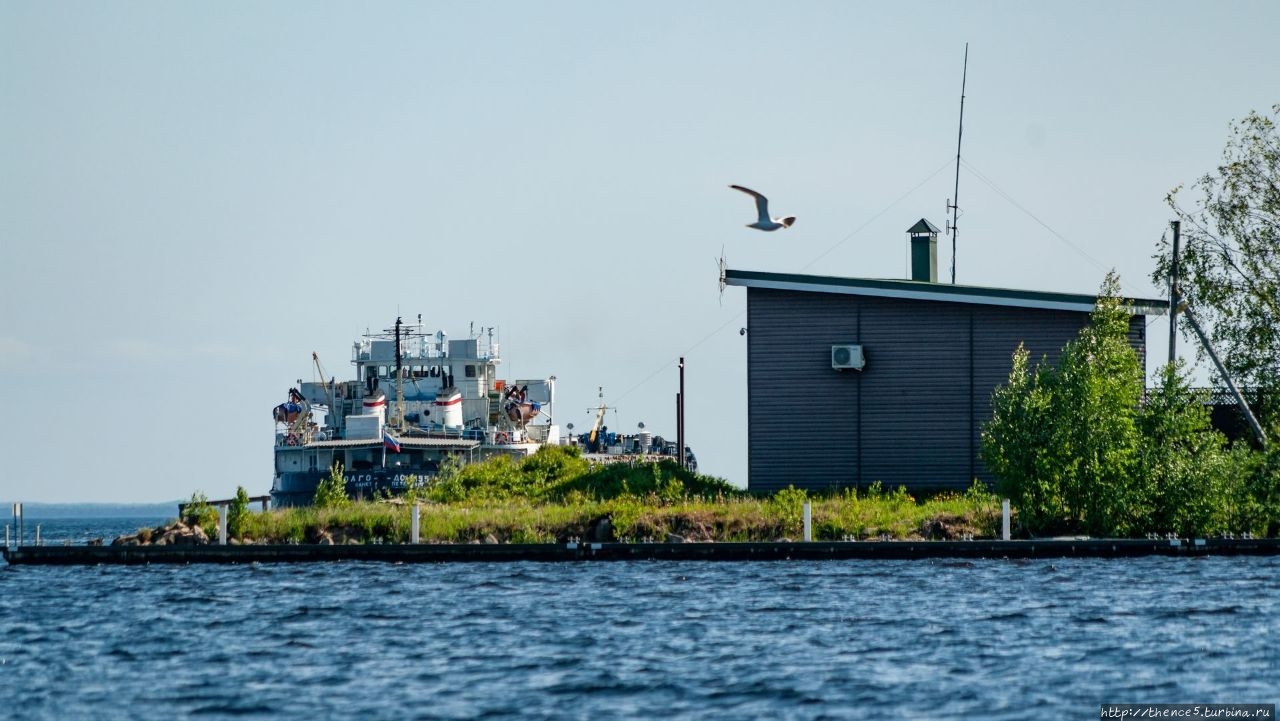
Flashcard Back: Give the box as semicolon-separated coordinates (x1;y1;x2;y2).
665;533;686;544
586;515;615;543
482;534;499;545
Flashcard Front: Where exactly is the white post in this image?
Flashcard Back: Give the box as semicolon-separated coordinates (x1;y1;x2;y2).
411;503;420;544
1001;499;1011;541
4;525;8;548
35;524;41;546
218;505;228;545
802;501;812;542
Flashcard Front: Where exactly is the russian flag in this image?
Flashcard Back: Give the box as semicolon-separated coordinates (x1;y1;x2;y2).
383;430;402;453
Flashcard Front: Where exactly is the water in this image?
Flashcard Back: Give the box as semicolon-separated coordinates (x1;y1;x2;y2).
2;521;1277;720
3;517;169;547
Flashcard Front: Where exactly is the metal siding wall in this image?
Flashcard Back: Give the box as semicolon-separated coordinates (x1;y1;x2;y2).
746;288;1150;493
969;307;1094;484
858;297;971;490
747;289;860;493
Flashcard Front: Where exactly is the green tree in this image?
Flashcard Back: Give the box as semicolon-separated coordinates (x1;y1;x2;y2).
314;461;351;509
982;272;1145;535
1136;362;1233;536
1154;105;1280;422
228;485;250;537
982;345;1067;531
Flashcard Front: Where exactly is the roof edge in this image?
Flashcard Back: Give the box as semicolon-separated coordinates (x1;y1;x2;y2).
724;268;1168;315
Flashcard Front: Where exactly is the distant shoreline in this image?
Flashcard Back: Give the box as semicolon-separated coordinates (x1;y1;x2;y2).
1;502;178;519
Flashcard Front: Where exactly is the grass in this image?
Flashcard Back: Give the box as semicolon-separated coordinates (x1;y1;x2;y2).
168;446;1003;544
213;470;1000;546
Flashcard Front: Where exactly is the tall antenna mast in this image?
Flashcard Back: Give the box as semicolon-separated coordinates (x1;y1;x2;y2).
946;42;968;285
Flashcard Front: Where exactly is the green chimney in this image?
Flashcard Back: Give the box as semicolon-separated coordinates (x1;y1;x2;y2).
907;218;940;283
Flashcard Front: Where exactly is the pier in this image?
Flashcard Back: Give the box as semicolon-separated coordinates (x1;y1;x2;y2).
4;537;1279;565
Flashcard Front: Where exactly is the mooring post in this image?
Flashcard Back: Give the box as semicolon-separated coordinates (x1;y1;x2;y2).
4;524;8;548
1001;500;1011;541
218;505;228;545
16;503;23;547
802;501;812;542
411;503;421;544
35;524;41;547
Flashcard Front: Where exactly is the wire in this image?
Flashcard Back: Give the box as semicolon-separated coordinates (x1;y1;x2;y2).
612;159;956;406
800;158;954;273
959;158;1163;299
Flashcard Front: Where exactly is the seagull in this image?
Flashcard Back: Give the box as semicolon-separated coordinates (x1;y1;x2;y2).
730;184;796;231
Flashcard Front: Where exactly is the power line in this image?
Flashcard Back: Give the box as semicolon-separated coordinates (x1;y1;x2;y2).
614;159;956;405
800;158;954;273
960;158;1163;299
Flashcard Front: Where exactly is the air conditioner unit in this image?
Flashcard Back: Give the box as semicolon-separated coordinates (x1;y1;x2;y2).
831;344;866;371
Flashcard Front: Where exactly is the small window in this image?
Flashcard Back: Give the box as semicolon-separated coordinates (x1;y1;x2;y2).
465;365;477;378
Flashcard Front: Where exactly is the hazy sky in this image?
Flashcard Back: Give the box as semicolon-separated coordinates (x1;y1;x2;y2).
2;1;1277;503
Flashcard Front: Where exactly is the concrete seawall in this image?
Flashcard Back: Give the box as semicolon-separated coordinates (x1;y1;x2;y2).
4;538;1279;565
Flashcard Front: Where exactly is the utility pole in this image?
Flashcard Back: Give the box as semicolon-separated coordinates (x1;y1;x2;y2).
677;357;686;468
1168;220;1181;364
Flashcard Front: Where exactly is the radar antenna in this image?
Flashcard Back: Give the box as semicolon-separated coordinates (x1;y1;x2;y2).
716;245;728;306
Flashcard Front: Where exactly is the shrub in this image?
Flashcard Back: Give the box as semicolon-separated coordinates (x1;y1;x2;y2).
314;461;351;509
228;486;250;537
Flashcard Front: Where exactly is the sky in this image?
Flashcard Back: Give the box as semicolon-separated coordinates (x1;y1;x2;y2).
2;1;1278;503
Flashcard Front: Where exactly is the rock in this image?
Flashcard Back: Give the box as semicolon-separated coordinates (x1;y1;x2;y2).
482;534;499;545
153;536;170;546
88;537;104;546
190;526;209;545
586;515;615;543
110;535;136;546
666;533;686;544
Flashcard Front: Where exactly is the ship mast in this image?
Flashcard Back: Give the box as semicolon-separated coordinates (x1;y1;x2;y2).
394;316;405;429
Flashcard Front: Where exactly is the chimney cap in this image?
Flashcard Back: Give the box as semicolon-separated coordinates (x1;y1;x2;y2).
907;218;941;235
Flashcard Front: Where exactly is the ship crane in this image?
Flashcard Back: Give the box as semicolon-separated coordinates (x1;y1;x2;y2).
585;386;613;453
312;351;336;412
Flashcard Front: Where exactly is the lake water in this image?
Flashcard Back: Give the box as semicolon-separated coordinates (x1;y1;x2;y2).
2;519;1277;719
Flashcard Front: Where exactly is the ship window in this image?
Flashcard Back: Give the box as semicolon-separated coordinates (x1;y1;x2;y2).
465;365;476;378
309;454;318;471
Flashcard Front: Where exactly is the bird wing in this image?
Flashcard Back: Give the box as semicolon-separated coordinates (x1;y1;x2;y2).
730;184;771;223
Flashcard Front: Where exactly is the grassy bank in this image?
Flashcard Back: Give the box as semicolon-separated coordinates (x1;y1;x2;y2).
173;447;1001;545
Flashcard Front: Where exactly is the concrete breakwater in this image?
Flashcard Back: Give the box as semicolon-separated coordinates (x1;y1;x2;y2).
5;537;1280;565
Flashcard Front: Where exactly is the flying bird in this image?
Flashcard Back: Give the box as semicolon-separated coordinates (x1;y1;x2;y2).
730;184;796;231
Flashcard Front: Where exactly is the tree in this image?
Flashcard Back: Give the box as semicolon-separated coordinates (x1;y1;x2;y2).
228;485;250;537
1136;362;1234;536
1154;104;1280;423
314;461;351;509
982;272;1144;535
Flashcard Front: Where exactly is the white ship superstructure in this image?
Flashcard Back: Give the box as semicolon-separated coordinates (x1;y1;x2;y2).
271;318;557;507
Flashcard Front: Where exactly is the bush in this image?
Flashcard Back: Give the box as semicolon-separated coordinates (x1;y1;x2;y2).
314;461;351;509
228;486;250;537
182;491;218;529
983;273;1272;537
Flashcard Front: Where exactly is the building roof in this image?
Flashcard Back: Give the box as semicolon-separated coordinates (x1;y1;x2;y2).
906;218;941;235
302;437;480;449
724;268;1168;315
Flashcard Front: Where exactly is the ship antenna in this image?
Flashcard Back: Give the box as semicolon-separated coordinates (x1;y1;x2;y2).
946;42;968;285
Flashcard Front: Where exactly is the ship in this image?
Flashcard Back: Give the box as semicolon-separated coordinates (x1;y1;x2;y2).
271;318;559;507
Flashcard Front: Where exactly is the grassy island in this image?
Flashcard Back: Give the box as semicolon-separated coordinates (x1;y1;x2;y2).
168;446;1001;546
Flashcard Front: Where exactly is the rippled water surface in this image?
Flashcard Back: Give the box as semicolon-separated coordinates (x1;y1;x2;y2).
2;520;1277;720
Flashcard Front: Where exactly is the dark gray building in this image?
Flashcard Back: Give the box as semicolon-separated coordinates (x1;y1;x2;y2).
725;220;1167;494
